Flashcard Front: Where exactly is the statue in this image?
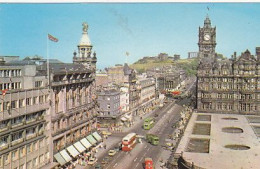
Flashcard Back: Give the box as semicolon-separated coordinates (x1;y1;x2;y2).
82;22;88;33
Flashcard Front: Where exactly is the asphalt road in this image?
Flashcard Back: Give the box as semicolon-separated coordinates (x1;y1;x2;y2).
94;101;185;169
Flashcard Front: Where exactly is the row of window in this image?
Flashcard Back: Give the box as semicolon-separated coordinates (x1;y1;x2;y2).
0;82;22;90
0;95;49;111
199;77;260;83
0;140;49;168
0;69;22;78
201;103;258;111
201;93;260;100
0;111;45;130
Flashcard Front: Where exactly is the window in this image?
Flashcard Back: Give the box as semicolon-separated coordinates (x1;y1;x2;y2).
39;154;44;164
33;97;37;105
11;100;17;109
20;146;25;158
32;157;38;167
26;144;32;154
3;102;10;111
26;98;31;106
19;99;24;108
33;142;38;151
12;131;23;141
12;150;18;161
0;156;2;167
45;95;49;102
4;153;10;165
27;160;32;169
35;81;43;88
39;96;44;104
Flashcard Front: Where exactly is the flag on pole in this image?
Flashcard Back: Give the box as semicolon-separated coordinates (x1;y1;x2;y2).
1;89;8;97
207;6;210;11
48;34;59;42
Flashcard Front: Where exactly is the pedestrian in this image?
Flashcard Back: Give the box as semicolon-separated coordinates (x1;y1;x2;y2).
104;144;107;149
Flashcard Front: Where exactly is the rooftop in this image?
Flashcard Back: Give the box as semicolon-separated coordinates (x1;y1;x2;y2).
176;113;260;169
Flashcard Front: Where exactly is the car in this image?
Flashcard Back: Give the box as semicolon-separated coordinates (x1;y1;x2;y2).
101;157;110;164
94;164;102;169
88;157;97;165
108;149;117;156
101;130;112;136
114;146;121;152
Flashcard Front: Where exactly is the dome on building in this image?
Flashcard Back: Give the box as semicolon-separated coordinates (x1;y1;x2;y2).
79;22;92;46
79;32;91;46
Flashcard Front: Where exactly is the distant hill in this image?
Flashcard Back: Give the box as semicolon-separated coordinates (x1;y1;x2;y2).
130;57;198;76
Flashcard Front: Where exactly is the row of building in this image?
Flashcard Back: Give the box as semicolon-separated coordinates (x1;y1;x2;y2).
196;16;260;115
96;64;158;128
0;23;98;169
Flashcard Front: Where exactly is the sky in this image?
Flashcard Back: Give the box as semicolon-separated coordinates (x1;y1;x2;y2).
0;3;260;69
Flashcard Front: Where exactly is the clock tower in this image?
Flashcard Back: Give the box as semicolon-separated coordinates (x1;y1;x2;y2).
198;16;216;61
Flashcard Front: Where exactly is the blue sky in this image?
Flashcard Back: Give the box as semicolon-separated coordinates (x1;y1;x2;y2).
0;3;260;69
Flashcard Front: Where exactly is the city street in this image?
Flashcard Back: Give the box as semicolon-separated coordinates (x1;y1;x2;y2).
89;99;192;169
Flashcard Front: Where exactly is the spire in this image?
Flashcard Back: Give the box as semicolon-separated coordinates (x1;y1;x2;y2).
204;15;211;28
79;22;91;46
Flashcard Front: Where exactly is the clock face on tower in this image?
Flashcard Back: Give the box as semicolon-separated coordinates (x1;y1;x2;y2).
204;34;211;41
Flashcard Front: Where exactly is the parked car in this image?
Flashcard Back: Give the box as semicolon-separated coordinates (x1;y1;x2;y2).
108;149;117;156
101;130;112;136
88;157;97;165
101;157;110;164
94;164;102;169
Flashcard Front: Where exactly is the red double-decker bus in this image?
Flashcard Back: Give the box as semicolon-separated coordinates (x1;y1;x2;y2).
122;133;137;151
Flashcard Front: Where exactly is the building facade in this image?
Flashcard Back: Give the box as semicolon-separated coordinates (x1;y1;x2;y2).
0;61;50;169
197;16;260;115
0;22;98;169
138;78;156;104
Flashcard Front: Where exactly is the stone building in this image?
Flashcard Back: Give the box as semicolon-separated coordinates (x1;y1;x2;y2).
137;78;156;104
0;22;99;169
97;89;121;127
0;60;51;169
197;16;260;115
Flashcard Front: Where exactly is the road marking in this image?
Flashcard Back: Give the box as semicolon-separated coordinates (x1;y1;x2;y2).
113;163;118;168
134;157;138;162
133;163;139;169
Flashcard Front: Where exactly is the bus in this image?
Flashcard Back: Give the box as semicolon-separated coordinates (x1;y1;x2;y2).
143;117;155;130
122;133;137;151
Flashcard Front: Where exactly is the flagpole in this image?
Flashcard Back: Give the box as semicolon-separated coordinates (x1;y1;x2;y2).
47;34;50;89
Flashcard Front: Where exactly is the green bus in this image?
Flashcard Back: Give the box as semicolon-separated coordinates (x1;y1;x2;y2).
143;117;155;130
146;134;159;146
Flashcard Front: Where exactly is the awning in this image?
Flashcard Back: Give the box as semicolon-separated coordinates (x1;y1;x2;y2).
66;145;80;158
92;132;102;142
125;114;132;120
73;141;86;153
60;150;72;162
86;135;97;145
54;152;67;166
80;138;92;149
121;117;127;121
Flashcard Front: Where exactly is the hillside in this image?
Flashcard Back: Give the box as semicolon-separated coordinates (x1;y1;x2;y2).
130;58;198;76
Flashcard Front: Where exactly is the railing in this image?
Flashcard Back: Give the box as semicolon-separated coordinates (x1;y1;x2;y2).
51;77;94;86
0;143;8;150
11;138;24;146
26;118;37;124
26;133;37;140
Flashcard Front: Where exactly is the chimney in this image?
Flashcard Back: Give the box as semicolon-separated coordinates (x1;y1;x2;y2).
0;58;5;65
234;52;237;60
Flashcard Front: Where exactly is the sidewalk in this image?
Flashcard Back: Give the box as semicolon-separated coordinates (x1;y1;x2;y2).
74;106;160;169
